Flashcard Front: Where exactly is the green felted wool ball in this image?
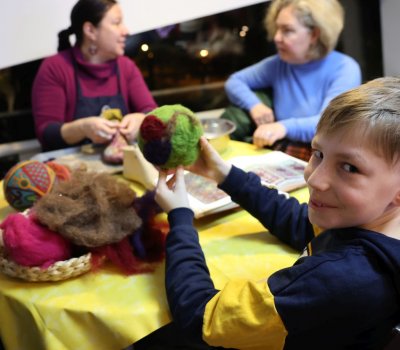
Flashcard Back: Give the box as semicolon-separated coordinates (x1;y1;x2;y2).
138;104;203;169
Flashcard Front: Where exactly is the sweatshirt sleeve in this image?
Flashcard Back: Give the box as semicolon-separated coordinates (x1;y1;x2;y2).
219;166;314;251
165;207;288;350
165;208;218;343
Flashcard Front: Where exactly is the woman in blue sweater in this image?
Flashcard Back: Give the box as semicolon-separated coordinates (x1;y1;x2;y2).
156;77;400;349
224;0;361;161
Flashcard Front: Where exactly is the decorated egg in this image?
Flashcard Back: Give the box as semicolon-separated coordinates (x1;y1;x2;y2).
138;104;203;169
3;160;57;211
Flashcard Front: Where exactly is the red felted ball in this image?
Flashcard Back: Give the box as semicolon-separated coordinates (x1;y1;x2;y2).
140;115;167;141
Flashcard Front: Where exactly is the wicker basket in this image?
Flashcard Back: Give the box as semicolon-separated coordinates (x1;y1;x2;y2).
0;245;92;282
0;210;93;282
0;247;92;282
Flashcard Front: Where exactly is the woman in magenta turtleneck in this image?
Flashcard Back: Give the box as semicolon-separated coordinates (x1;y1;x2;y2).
32;0;157;151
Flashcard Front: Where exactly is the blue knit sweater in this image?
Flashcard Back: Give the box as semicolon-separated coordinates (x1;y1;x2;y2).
225;51;361;142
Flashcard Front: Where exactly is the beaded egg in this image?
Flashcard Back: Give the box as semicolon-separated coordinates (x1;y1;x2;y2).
3;160;57;211
137;104;203;169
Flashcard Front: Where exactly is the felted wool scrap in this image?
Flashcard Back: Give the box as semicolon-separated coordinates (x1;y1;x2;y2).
101;108;128;165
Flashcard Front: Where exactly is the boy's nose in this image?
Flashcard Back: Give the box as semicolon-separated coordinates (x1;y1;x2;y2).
306;165;330;192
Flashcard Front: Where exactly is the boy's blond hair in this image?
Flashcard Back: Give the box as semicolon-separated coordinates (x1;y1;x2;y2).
265;0;344;60
317;77;400;163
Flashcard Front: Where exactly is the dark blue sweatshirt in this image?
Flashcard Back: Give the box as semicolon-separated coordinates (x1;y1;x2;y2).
165;166;400;349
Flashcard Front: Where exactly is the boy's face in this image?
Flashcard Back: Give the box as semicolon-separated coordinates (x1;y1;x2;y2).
304;129;400;232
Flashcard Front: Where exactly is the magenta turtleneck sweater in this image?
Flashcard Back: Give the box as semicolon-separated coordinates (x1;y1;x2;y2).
32;46;157;149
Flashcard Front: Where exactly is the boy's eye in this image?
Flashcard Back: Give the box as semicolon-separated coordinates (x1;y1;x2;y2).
342;163;358;173
312;150;323;159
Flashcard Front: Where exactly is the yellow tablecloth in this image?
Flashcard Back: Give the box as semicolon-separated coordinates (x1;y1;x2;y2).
0;141;308;350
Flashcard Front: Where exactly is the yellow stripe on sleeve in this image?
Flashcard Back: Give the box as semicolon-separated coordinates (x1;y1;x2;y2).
203;279;287;350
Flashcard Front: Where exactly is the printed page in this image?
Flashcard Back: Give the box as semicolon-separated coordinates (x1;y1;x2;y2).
230;151;307;192
184;172;236;218
185;151;306;218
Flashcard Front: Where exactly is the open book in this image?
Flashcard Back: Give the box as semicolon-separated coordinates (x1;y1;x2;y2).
185;151;307;218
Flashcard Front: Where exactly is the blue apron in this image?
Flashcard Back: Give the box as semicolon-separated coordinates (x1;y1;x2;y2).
74;61;128;120
72;59;128;145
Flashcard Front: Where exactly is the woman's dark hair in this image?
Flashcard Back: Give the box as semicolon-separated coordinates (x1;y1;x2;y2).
57;0;117;52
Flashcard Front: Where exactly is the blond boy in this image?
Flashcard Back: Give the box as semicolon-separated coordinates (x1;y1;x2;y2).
156;77;400;349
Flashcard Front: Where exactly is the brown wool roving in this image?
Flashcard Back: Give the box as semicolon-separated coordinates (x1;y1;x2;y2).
33;170;142;248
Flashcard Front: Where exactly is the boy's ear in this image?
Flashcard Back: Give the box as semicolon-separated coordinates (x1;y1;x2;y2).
392;190;400;207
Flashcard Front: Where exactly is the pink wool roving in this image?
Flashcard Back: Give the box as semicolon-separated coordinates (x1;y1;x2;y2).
0;212;72;268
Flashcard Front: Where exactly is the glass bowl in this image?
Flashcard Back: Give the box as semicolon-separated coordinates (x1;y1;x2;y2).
201;118;236;154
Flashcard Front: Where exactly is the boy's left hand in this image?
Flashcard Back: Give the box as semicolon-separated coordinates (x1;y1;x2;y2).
155;166;191;213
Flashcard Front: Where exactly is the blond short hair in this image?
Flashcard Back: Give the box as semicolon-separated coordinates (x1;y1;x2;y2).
317;77;400;163
265;0;344;59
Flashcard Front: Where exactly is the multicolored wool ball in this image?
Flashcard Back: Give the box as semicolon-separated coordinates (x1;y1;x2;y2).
138;104;203;169
3;160;57;211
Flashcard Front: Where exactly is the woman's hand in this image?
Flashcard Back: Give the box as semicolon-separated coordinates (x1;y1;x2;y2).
80;117;119;144
186;137;231;185
252;122;287;148
119;113;146;142
61;117;118;145
155;167;190;213
250;103;275;126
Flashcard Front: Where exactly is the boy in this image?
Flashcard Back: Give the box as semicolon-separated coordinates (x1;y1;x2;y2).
155;77;400;350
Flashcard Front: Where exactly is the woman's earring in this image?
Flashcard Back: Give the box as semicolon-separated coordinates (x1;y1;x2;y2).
89;42;98;55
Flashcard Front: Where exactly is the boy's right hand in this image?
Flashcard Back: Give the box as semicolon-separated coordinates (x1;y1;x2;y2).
155;167;190;213
187;137;231;185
